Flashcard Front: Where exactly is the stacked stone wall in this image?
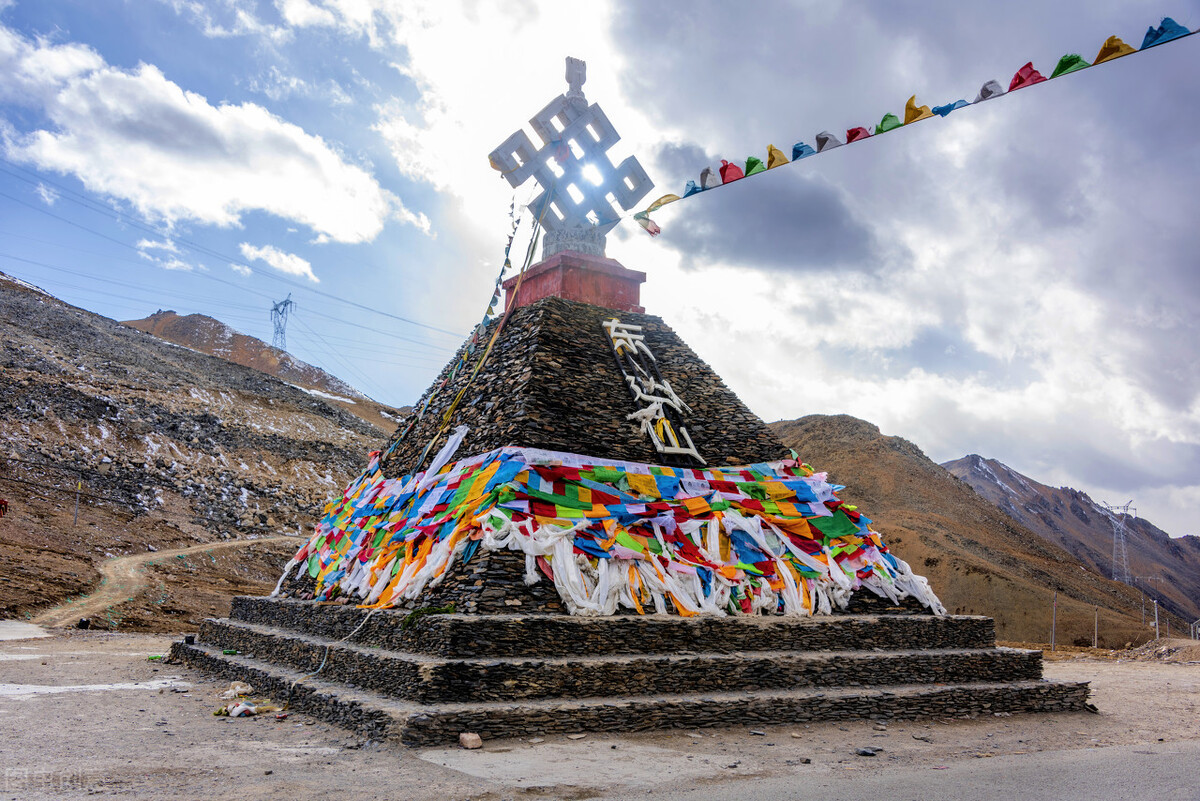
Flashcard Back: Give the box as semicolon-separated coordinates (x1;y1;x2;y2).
381;296;787;477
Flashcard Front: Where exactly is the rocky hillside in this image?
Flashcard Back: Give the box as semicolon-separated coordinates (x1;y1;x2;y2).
943;454;1200;623
123;309;407;431
0;271;391;625
770;415;1180;646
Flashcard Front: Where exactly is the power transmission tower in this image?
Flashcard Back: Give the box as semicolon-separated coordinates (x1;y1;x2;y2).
1102;500;1135;584
271;294;295;351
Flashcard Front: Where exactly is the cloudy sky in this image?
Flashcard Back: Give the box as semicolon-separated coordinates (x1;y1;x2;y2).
1;1;1197;537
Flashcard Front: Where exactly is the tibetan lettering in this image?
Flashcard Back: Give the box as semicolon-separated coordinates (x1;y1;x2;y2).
603;318;705;466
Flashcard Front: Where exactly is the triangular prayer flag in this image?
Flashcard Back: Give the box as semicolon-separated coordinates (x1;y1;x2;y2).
766;144;789;169
1050;53;1090;78
646;194;681;213
815;131;842;151
791;142;816;160
846;126;871;142
1008;62;1047;91
682;180;702;198
904;95;933;124
1094;35;1136;64
874;113;901;134
700;166;722;189
744;156;766;176
1141;17;1190;49
974;79;1005;102
634;211;660;236
932;99;968;117
719;159;744;183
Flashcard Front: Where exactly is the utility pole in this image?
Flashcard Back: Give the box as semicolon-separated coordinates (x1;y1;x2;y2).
1134;575;1166;631
1153;599;1159;641
1051;590;1058;652
1093;606;1099;649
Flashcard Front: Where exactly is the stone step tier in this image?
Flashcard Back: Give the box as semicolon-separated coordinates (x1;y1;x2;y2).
170;597;1091;747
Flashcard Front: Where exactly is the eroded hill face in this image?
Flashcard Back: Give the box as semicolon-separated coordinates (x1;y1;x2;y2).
943;454;1200;623
122;310;408;432
0;272;388;625
770;415;1174;645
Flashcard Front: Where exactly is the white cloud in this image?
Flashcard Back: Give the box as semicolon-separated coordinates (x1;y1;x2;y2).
229;262;253;277
239;242;318;283
134;237;195;271
275;0;337;28
301;2;633;224
160;0;291;44
34;182;57;205
0;25;103;104
135;238;179;255
247;66;353;105
159;257;194;272
0;22;424;244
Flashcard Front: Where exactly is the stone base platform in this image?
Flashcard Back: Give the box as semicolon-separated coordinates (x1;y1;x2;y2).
170;597;1090;747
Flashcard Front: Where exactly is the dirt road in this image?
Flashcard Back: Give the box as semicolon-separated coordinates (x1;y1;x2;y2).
0;631;1197;800
31;537;297;628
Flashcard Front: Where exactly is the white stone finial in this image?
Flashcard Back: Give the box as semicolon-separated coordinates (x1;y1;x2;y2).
487;56;653;259
565;57;586;103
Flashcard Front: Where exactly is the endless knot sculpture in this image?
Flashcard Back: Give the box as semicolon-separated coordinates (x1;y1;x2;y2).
489;57;653;258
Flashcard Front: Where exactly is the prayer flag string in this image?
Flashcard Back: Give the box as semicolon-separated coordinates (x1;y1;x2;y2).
634;17;1196;235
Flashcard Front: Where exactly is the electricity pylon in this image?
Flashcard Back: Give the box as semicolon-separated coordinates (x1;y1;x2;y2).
1102;500;1135;584
271;294;295;351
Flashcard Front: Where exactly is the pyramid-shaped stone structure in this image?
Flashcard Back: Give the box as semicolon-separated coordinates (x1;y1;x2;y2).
381;293;785;478
172;250;1091;743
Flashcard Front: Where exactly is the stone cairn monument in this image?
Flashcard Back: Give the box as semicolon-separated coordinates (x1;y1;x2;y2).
172;58;1090;745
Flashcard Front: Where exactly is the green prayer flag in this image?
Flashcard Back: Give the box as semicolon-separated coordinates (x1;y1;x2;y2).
875;113;902;134
744;156;766;176
809;511;860;540
1050;53;1090;78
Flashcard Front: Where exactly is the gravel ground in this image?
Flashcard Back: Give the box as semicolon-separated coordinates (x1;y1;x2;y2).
1;627;1198;800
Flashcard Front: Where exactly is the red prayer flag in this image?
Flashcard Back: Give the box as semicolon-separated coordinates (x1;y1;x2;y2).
1008;62;1047;91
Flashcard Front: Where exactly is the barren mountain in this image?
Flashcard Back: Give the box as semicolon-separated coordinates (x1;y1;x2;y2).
0;272;390;627
770;415;1180;645
943;454;1200;623
122;309;407;431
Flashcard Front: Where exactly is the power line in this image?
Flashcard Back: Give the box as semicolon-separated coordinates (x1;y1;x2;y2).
0;253;457;358
0;159;464;338
289;314;391;402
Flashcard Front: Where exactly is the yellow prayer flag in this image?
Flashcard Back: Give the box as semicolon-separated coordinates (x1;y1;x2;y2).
1094;35;1136;64
626;473;658;498
766;144;789;169
646;193;681;213
904;95;934;124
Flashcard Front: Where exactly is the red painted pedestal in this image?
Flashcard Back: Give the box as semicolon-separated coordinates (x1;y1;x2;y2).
502;251;646;313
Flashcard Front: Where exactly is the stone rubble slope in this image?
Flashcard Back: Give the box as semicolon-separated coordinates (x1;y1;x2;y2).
0;271;389;622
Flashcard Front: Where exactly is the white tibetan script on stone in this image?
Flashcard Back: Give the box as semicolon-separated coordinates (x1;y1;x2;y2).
603;319;705;466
